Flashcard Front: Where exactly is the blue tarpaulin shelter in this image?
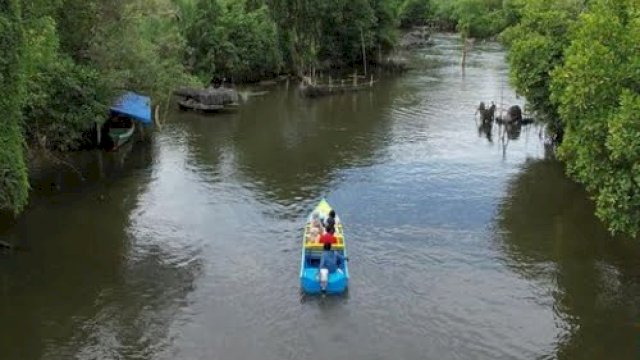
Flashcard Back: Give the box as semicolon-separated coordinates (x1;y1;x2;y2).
110;92;152;126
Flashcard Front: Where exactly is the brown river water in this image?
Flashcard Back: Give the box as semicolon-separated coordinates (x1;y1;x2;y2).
1;34;639;360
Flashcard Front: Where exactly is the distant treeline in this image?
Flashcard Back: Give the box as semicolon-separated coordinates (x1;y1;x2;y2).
0;0;424;213
2;0;639;238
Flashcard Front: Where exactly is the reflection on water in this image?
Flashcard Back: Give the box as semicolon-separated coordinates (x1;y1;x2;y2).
1;34;638;360
170;81;397;208
0;142;201;359
496;159;640;360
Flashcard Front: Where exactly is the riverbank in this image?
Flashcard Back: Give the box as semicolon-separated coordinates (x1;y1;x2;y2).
3;34;638;360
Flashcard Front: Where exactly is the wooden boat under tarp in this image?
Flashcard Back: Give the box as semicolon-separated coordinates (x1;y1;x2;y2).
107;116;135;149
300;199;349;295
104;92;152;150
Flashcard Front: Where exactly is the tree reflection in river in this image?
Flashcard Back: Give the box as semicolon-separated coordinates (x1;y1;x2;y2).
496;159;640;360
0;141;202;359
165;78;401;209
230;81;398;206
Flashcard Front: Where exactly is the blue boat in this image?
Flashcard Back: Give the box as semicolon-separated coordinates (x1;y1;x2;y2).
300;199;349;294
105;92;153;150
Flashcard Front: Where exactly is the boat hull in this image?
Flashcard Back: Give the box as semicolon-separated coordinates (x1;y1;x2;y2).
301;268;348;294
108;124;135;150
300;199;349;295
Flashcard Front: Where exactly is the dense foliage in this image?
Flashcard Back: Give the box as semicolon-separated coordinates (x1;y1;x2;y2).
500;0;581;132
266;0;401;73
398;0;432;28
0;0;29;213
396;0;521;38
21;0;194;150
1;0;194;213
179;0;282;82
3;0;638;238
431;0;519;38
0;0;414;212
551;0;640;236
503;0;640;237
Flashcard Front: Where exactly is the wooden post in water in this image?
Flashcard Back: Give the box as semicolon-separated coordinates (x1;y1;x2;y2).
97;150;104;179
154;105;161;129
353;70;358;86
461;46;467;69
95;121;102;147
461;34;469;71
370;74;374;87
138;121;145;139
329;76;332;90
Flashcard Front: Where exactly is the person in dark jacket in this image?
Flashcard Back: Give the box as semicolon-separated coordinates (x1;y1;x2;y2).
323;210;336;231
319;242;345;274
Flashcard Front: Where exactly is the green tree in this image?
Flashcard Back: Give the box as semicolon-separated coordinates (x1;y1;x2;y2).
431;0;517;38
182;0;281;82
0;0;29;213
398;0;431;28
551;0;640;236
372;0;401;55
501;0;584;135
21;0;194;150
217;0;282;81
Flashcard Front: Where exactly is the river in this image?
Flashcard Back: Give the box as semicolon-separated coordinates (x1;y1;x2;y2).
1;34;639;360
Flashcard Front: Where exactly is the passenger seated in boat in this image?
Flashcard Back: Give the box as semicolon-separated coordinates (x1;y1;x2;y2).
311;212;324;233
319;225;337;245
318;242;345;291
306;226;321;243
319;243;346;274
323;210;337;230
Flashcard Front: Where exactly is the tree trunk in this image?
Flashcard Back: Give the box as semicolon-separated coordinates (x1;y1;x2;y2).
360;28;367;76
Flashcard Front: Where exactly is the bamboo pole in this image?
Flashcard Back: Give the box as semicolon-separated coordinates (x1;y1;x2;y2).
97;150;104;179
461;34;469;70
96;121;102;146
138;120;145;139
155;105;161;129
